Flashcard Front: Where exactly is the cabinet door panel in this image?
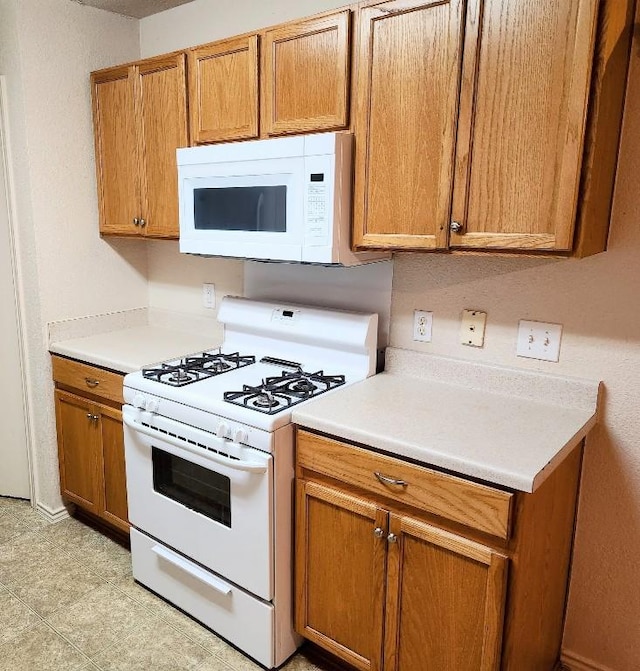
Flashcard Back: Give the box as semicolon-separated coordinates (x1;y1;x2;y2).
385;515;507;671
188;36;259;144
353;0;465;250
451;0;598;250
296;480;386;671
54;391;102;515
263;11;350;136
136;54;189;238
91;67;140;235
99;404;129;533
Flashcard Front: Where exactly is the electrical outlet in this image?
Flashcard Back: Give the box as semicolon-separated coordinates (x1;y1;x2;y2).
517;320;562;362
460;309;487;347
202;283;216;309
413;310;433;342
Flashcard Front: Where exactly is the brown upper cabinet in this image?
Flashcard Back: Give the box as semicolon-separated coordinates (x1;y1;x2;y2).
353;0;633;256
262;10;351;136
91;53;188;238
188;35;260;144
353;0;466;250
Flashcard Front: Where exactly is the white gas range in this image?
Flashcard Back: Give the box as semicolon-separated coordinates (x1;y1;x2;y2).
122;297;378;669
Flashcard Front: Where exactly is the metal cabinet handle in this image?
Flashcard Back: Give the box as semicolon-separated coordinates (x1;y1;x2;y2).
387;533;398;544
133;217;140;226
374;472;408;488
373;527;385;538
86;413;99;422
450;221;464;234
85;377;100;388
139;218;146;227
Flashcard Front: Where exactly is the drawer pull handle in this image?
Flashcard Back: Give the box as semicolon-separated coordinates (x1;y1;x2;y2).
151;544;232;596
373;527;385;538
85;378;100;388
387;533;398;544
374;472;408;488
85;413;99;422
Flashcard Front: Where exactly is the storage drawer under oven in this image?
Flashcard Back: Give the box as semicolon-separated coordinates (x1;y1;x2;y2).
130;528;275;668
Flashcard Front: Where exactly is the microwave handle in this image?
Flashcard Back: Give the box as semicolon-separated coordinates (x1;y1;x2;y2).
256;192;264;231
151;544;232;596
122;412;268;474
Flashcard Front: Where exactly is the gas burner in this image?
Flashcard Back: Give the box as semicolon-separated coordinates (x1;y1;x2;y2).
223;369;346;414
142;351;256;387
169;369;197;384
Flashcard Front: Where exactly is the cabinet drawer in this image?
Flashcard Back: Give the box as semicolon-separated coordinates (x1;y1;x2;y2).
297;430;513;539
52;356;124;405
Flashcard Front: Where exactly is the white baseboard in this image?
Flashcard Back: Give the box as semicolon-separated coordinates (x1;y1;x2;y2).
562;650;617;671
36;501;72;524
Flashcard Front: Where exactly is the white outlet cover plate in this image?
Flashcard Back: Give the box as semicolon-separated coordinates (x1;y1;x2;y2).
460;309;487;347
413;310;433;343
202;283;216;309
516;320;562;362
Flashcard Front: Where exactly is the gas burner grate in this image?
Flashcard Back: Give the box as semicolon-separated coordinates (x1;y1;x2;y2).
223;369;345;414
142;351;256;387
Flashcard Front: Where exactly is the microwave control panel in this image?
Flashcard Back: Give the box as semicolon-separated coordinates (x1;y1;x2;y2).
304;154;334;248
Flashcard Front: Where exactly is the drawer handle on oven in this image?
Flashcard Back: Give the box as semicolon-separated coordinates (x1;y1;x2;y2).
122;413;268;473
374;472;408;488
151;544;232;596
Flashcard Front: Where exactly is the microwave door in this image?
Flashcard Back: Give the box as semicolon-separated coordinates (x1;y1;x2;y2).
179;160;305;261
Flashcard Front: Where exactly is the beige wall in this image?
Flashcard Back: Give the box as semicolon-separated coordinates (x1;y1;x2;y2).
1;0;142;511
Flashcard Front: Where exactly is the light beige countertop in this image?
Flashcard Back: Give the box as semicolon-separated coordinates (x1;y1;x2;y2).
292;348;601;493
48;308;222;373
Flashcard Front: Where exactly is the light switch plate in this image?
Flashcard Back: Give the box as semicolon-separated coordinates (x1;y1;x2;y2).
460;309;487;347
413;310;433;342
516;320;562;362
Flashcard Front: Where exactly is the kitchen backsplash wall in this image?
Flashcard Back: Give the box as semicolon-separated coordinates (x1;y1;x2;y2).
244;260;393;347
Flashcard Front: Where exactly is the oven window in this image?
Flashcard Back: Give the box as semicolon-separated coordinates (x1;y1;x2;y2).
193;185;287;232
152;448;231;527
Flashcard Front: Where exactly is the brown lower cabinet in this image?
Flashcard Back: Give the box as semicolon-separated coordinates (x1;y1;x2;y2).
295;429;582;671
52;355;129;534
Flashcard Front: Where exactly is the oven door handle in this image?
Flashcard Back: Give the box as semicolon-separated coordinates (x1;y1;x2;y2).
122;413;269;474
151;544;232;596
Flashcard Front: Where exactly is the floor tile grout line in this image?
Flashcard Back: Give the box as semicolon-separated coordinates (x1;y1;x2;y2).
38;620;101;669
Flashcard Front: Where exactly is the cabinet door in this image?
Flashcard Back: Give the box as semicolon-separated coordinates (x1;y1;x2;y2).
296;480;387;671
98;404;129;533
353;0;466;250
136;54;189;239
450;0;599;251
91;66;141;236
384;514;507;671
54;391;102;516
262;11;350;136
188;35;259;144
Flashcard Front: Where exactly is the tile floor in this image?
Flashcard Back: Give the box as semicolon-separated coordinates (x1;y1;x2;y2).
0;497;333;671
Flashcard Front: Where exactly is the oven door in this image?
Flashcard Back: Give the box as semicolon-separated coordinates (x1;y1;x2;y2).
123;405;273;601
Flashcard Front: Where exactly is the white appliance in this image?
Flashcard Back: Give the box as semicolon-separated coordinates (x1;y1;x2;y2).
123;297;378;669
177;131;388;265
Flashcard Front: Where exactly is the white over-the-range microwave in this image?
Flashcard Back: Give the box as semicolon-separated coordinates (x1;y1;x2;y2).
177;131;388;266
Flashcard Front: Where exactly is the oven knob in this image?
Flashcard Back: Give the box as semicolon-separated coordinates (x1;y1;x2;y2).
216;423;228;438
234;429;247;444
146;399;159;413
133;393;146;410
